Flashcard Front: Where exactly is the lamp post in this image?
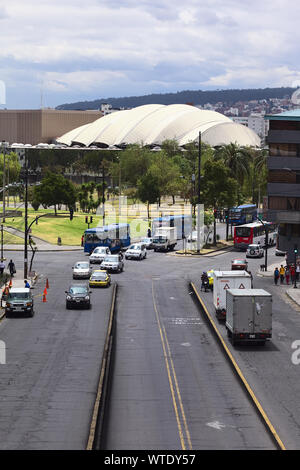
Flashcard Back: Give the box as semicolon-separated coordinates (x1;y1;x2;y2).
257;216;268;271
294;245;298;289
24;149;29;279
1;141;9;223
102;164;105;226
196;132;201;253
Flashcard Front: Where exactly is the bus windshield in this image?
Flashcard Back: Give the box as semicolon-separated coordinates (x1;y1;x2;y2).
235;227;251;238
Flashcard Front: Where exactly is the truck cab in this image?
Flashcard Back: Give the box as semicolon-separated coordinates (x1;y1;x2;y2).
5;287;34;317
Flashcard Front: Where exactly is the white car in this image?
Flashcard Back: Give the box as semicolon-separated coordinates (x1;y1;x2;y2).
89;246;111;264
140;237;154;249
125;243;147;260
246;244;264;258
72;261;92;279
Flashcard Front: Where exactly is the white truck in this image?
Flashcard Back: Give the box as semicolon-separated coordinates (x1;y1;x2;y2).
213;270;252;321
152;227;177;252
225;289;272;346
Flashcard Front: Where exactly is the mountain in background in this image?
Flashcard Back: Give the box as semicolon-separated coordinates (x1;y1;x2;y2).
56;87;296;111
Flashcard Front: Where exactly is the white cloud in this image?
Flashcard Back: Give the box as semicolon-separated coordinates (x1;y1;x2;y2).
1;0;300;108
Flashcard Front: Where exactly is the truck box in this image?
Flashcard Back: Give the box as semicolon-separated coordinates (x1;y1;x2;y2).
225;289;272;345
153;226;177;252
213;270;252;320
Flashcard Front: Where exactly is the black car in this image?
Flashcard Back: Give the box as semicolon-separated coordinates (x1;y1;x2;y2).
65;284;91;309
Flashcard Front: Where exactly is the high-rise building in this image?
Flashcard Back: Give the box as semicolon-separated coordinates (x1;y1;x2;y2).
266;109;300;262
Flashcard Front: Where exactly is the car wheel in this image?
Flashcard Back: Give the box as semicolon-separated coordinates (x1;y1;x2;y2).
66;303;70;309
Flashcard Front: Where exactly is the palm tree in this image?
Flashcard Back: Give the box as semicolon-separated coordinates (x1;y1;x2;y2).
214;142;252;204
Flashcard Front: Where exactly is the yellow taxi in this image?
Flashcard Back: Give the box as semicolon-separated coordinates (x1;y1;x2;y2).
207;269;214;290
89;270;111;288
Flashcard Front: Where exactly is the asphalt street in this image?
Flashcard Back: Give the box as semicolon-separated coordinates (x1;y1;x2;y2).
0;243;300;449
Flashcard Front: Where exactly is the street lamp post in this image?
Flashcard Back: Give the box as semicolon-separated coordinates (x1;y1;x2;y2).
196;132;201;253
24;149;29;279
258;217;268;271
1;141;9;224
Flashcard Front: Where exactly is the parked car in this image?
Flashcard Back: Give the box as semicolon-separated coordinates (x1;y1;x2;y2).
89;270;111;288
246;243;264;258
125;243;147;260
65;284;91;309
72;261;92;279
140;237;154;249
231;259;248;271
275;248;286;256
187;230;197;243
5;287;34;317
89;246;111;264
101;254;124;273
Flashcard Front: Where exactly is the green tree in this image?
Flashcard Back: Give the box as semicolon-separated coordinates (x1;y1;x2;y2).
33;172;77;216
137;172;160;223
202;158;238;245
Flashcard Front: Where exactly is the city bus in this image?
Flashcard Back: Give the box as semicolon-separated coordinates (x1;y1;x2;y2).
151;214;192;240
228;204;257;225
234;221;277;250
83;223;130;253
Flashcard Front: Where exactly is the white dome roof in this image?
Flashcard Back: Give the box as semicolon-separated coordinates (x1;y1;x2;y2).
57;104;260;148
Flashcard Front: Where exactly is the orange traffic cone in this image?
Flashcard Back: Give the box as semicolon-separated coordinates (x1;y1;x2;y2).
42;294;47;302
9;279;12;288
43;287;47;296
46;278;49;289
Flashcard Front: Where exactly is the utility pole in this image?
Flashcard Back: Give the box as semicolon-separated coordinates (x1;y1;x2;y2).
196;132;201;253
24;150;28;279
102;164;105;226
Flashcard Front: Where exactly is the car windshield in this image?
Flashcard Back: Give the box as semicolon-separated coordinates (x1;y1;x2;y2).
8;292;30;300
75;262;89;269
94;247;107;253
141;238;150;243
129;245;140;250
69;286;88;294
248;245;258;249
91;272;107;280
153;237;167;243
104;256;118;262
233;260;246;264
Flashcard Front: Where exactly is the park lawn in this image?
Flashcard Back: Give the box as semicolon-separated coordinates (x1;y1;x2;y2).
3;232;24;245
3;209;149;245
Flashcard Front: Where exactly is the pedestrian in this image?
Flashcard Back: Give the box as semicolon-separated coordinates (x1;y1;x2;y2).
147;227;152;238
285;266;290;285
81;235;84;247
290;264;296;284
274;267;279;285
296;263;300;281
0;259;5;275
279;265;285;284
24;280;30;288
248;270;253;288
8;259;16;277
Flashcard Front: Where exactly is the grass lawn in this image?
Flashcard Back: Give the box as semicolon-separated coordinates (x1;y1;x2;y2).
3;208;149;245
3;232;24;245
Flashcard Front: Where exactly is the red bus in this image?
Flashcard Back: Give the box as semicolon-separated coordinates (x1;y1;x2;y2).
234;221;277;250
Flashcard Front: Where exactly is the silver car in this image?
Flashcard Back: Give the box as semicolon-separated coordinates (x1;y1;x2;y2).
101;254;124;273
89;246;111;264
246;244;264;258
125;243;147;260
72;261;92;279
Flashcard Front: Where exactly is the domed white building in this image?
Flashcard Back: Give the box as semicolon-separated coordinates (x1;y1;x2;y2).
56;104;261;148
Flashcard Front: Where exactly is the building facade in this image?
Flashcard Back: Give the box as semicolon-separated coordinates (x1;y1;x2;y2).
266;109;300;262
0;109;102;145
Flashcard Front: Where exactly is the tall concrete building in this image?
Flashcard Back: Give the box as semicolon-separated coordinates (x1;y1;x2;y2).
0;109;102;146
266;109;300;262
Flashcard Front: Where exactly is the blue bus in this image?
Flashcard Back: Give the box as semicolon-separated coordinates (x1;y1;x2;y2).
84;223;130;253
228;204;257;225
151;214;192;239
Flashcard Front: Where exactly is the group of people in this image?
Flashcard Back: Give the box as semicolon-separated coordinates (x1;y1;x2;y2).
0;259;16;277
274;263;300;285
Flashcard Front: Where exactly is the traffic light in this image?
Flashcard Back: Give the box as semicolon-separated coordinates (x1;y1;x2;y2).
90;216;93;224
85;216;88;224
294;244;298;254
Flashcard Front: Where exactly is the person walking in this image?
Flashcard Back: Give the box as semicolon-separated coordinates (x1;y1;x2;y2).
24;280;30;288
290;264;296;284
297;263;300;281
285;266;290;285
8;259;16;278
0;259;5;275
279;265;285;284
274;267;280;285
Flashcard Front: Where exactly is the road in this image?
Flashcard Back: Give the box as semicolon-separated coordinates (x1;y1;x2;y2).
0;244;300;449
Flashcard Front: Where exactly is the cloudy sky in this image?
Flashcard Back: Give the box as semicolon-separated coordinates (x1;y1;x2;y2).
1;0;300;109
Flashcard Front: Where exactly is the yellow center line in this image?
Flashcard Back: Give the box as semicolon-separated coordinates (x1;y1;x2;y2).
152;280;192;450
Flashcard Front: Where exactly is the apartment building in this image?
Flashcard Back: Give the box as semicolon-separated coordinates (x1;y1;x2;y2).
266;109;300;262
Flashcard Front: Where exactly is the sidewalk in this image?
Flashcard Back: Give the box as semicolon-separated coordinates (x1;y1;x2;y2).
258;261;300;308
